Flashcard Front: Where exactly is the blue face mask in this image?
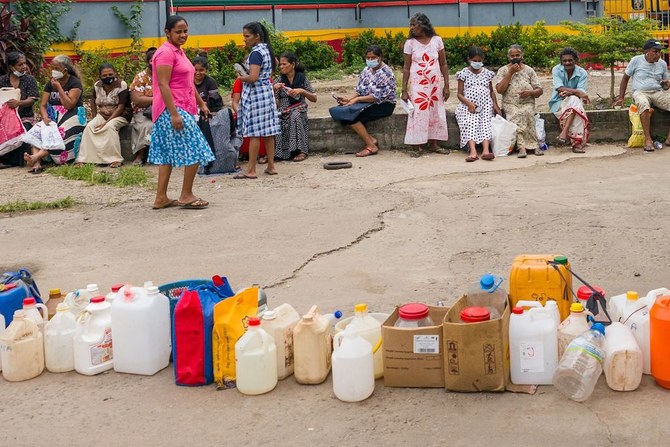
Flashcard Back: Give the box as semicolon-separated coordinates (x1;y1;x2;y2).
470;61;483;70
366;59;380;69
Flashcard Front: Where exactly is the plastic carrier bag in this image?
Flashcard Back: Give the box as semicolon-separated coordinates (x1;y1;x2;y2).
627;104;646;148
491;115;518;157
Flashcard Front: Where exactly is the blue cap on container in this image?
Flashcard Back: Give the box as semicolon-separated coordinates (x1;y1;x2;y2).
334;310;343;319
592;323;605;335
480;274;495;290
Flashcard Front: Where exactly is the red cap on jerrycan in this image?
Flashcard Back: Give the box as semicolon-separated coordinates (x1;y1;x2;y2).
23;297;37;306
577;286;605;301
90;296;105;303
248;317;261;327
512;307;524;315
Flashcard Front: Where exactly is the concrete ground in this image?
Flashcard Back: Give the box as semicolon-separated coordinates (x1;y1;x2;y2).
1;143;670;446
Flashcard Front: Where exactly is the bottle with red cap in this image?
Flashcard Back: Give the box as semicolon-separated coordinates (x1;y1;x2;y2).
74;295;114;376
106;284;125;303
235;316;277;395
394;303;435;328
22;296;48;334
460;307;491;324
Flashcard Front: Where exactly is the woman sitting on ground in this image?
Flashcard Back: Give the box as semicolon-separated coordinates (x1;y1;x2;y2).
273;52;316;162
23;55;86;173
495;44;543;158
76;63;130;167
330;45;396;157
549;47;590;153
0;51;39;168
129;47;157;165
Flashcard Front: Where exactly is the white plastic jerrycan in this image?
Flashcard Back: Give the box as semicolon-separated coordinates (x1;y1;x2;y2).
111;285;171;375
619;295;652;375
509;305;558;385
603;322;643;391
0;312;5;372
0;310;44;381
65;284;99;318
558;303;592;359
261;303;301;380
332;326;375;402
235;317;277;395
22;297;48;334
608;291;640;323
343;304;383;379
74;296;113;375
45;303;77;373
641;288;670;309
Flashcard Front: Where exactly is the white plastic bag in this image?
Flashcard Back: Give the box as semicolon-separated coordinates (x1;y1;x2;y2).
535;114;546;143
40;122;65;151
491;115;518;157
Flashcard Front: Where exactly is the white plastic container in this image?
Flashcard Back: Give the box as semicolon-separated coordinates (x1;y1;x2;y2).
332;327;375;402
552;323;606;402
641;287;670;309
509;305;558;385
74;296;113;375
557;303;591;359
22;297;48;334
467;274;507;319
235;317;277;395
44;303;77;373
105;284;124;303
0;312;5;372
111;286;171;375
65;284;99;318
293;305;332;384
620;299;652;375
608;291;639;323
545;300;560;328
0;310;44;381
603;322;643;391
339;304;384;379
261;304;301;380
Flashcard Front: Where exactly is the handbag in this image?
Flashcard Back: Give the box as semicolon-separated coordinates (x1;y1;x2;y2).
329;101;372;122
142;107;152;119
0;103;27;157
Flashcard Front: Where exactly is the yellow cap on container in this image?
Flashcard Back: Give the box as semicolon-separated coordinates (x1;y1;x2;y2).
626;291;639;301
49;288;61;297
354;303;368;313
570;303;584;312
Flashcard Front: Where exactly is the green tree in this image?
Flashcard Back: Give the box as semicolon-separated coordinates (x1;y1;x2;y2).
562;17;655;101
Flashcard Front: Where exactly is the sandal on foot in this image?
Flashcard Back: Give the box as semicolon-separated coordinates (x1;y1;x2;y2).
356;147;378;157
465;155;479;162
292;153;307;162
29;167;44;174
517;149;527;158
258;156;268;165
555;136;568;146
233;173;257;179
152;199;178;210
572;145;586;153
534;149;544;156
109;161;122;168
481;153;495;161
426;146;450;155
178;198;209;209
264;169;278;175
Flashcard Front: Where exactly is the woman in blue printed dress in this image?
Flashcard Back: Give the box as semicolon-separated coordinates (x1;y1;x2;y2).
235;22;281;179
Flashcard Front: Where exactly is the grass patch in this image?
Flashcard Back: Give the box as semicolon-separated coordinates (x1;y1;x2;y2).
47;164;150;188
0;196;76;213
311;65;364;81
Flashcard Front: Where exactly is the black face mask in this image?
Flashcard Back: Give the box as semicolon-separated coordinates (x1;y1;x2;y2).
101;77;115;86
511;58;522;64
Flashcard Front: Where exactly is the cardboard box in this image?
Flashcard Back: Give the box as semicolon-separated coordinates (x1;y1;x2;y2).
442;295;510;392
382;306;449;388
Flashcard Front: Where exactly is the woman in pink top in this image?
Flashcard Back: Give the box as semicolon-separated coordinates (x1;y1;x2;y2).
148;15;214;210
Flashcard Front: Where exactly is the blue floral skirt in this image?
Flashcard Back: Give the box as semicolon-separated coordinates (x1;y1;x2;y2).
148;108;215;167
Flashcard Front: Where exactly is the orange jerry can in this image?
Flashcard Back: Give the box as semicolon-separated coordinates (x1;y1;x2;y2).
509;255;573;321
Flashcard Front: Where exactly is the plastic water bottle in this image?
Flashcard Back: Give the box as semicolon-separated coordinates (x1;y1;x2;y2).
324;310;343;332
552;323;606;402
468;274;506;320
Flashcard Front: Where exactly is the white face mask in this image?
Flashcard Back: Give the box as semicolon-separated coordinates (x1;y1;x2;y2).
13;70;25;78
51;70;64;80
470;61;483;70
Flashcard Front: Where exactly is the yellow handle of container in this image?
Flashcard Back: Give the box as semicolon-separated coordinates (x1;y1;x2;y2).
372;337;382;354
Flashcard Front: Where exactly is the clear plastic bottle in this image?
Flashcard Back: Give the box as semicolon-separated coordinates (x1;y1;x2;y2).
394;303;434;328
467;274;506;319
324;310;343;332
552;323;606;402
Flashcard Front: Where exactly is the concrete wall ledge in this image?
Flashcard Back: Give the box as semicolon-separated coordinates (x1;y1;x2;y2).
120;109;670;160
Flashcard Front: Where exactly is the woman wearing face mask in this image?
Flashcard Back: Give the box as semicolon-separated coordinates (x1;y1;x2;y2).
0;52;39;168
23;55;86;173
76;63;131;167
401;13;450;155
456;47;501;162
129;47;157;165
149;15;213;209
273;52;316;162
495;44;543;158
331;45;396;157
235;21;280;179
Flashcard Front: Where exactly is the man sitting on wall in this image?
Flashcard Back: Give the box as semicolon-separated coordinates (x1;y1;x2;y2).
614;39;670;152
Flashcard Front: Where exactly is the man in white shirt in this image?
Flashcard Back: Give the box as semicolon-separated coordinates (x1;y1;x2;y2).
615;39;670;151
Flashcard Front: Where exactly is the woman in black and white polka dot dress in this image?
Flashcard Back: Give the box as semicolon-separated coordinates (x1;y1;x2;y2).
456;47;501;162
